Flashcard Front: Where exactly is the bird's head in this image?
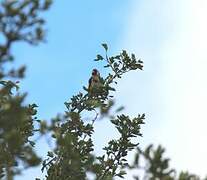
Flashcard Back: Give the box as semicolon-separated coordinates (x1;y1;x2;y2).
92;69;99;76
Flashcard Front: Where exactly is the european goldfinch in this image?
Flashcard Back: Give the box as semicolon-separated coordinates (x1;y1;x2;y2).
88;69;100;91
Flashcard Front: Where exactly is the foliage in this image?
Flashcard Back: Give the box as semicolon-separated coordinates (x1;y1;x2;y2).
128;144;207;180
0;0;52;78
41;44;145;180
0;0;52;179
0;80;40;179
0;1;206;180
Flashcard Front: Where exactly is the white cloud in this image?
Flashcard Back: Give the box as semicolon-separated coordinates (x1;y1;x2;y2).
120;0;207;177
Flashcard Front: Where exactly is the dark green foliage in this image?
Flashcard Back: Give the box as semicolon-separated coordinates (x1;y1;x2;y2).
129;145;206;180
178;171;200;180
91;114;145;179
42;45;145;180
95;44;143;80
0;0;52;78
0;0;52;179
129;144;175;180
0;80;41;179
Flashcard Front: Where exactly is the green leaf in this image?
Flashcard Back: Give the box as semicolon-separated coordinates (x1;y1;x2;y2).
83;86;88;91
117;170;126;178
115;106;124;112
102;43;108;51
104;64;110;68
29;141;35;147
134;153;139;166
47;151;54;158
95;54;104;61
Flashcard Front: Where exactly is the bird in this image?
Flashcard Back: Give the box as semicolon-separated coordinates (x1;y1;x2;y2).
88;69;101;92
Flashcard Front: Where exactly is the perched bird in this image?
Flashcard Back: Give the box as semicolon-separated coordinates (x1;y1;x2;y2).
88;69;100;92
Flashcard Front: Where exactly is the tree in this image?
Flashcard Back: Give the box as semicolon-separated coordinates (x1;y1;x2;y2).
0;1;205;180
0;0;52;179
40;44;145;180
127;144;207;180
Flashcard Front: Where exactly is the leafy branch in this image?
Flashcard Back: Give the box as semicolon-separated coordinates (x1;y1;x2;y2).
41;44;145;180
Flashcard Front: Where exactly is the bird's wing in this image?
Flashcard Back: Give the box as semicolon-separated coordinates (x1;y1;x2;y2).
88;77;93;89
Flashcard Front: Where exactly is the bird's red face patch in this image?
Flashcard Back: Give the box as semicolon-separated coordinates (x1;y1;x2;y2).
92;69;98;75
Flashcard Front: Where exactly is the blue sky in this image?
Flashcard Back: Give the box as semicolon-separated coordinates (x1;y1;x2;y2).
14;0;207;179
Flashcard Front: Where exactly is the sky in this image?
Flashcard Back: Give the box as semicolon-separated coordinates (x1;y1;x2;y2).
12;0;207;179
